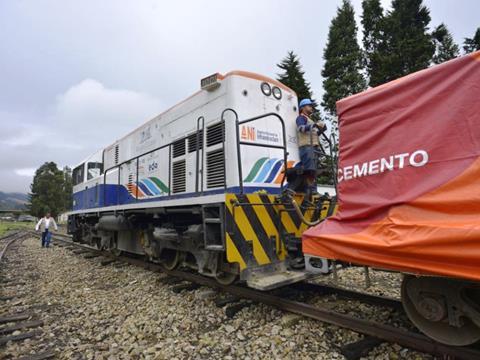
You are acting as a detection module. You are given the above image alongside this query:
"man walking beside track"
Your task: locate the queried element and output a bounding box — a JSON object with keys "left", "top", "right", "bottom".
{"left": 35, "top": 212, "right": 58, "bottom": 248}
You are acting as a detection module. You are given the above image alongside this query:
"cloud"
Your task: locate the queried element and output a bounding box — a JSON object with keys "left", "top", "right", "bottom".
{"left": 1, "top": 0, "right": 479, "bottom": 194}
{"left": 0, "top": 79, "right": 163, "bottom": 192}
{"left": 14, "top": 168, "right": 36, "bottom": 177}
{"left": 53, "top": 79, "right": 163, "bottom": 147}
{"left": 0, "top": 111, "right": 45, "bottom": 146}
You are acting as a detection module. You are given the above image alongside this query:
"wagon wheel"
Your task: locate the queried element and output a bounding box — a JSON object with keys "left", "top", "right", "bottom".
{"left": 401, "top": 275, "right": 480, "bottom": 346}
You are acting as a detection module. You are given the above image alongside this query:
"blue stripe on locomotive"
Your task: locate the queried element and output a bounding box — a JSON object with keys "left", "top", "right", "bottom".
{"left": 265, "top": 160, "right": 284, "bottom": 183}
{"left": 72, "top": 184, "right": 282, "bottom": 211}
{"left": 253, "top": 158, "right": 277, "bottom": 182}
{"left": 73, "top": 184, "right": 130, "bottom": 210}
{"left": 137, "top": 182, "right": 154, "bottom": 196}
{"left": 142, "top": 179, "right": 161, "bottom": 195}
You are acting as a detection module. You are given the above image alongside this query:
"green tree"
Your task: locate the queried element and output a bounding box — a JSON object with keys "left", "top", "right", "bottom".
{"left": 432, "top": 24, "right": 459, "bottom": 64}
{"left": 361, "top": 0, "right": 386, "bottom": 86}
{"left": 277, "top": 51, "right": 317, "bottom": 107}
{"left": 317, "top": 119, "right": 339, "bottom": 186}
{"left": 378, "top": 0, "right": 435, "bottom": 82}
{"left": 322, "top": 0, "right": 366, "bottom": 115}
{"left": 463, "top": 27, "right": 480, "bottom": 53}
{"left": 321, "top": 0, "right": 364, "bottom": 186}
{"left": 28, "top": 162, "right": 66, "bottom": 218}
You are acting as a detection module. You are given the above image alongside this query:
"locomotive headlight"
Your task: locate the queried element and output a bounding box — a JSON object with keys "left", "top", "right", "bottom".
{"left": 272, "top": 86, "right": 282, "bottom": 100}
{"left": 261, "top": 82, "right": 271, "bottom": 96}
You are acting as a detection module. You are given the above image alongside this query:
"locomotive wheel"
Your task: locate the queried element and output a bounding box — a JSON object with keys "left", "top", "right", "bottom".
{"left": 401, "top": 275, "right": 480, "bottom": 346}
{"left": 214, "top": 255, "right": 238, "bottom": 285}
{"left": 111, "top": 247, "right": 122, "bottom": 257}
{"left": 215, "top": 270, "right": 237, "bottom": 286}
{"left": 159, "top": 249, "right": 180, "bottom": 271}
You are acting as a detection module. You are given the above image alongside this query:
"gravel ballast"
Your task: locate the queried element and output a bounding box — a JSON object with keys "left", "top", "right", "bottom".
{"left": 1, "top": 237, "right": 430, "bottom": 359}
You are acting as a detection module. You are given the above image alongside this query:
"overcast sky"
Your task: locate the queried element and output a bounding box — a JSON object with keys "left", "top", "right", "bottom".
{"left": 1, "top": 0, "right": 478, "bottom": 193}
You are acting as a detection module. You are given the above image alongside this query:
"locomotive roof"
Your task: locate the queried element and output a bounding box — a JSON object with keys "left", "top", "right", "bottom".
{"left": 104, "top": 70, "right": 295, "bottom": 149}
{"left": 72, "top": 70, "right": 295, "bottom": 171}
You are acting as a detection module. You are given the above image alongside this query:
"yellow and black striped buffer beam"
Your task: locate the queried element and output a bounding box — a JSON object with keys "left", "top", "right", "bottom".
{"left": 225, "top": 193, "right": 336, "bottom": 271}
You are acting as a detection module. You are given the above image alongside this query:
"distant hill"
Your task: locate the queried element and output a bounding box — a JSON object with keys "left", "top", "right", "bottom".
{"left": 0, "top": 192, "right": 28, "bottom": 210}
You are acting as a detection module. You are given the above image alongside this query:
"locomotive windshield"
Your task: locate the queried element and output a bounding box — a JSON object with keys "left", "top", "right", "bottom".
{"left": 72, "top": 164, "right": 84, "bottom": 186}
{"left": 87, "top": 162, "right": 103, "bottom": 180}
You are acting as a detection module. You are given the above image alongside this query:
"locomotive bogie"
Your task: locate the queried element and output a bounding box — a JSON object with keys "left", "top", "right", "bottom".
{"left": 67, "top": 187, "right": 336, "bottom": 287}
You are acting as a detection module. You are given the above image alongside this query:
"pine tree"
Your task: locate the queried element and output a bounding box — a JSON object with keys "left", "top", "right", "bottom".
{"left": 432, "top": 23, "right": 459, "bottom": 64}
{"left": 463, "top": 27, "right": 480, "bottom": 53}
{"left": 322, "top": 0, "right": 366, "bottom": 115}
{"left": 320, "top": 0, "right": 364, "bottom": 186}
{"left": 379, "top": 0, "right": 435, "bottom": 82}
{"left": 361, "top": 0, "right": 386, "bottom": 86}
{"left": 28, "top": 162, "right": 66, "bottom": 218}
{"left": 277, "top": 51, "right": 316, "bottom": 106}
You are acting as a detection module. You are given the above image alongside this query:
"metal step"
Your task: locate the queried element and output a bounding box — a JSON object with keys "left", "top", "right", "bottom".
{"left": 205, "top": 244, "right": 224, "bottom": 251}
{"left": 246, "top": 270, "right": 308, "bottom": 291}
{"left": 204, "top": 218, "right": 222, "bottom": 224}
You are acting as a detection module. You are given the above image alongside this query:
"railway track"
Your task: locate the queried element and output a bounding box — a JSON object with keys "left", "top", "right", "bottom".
{"left": 50, "top": 233, "right": 403, "bottom": 311}
{"left": 48, "top": 232, "right": 480, "bottom": 359}
{"left": 0, "top": 231, "right": 56, "bottom": 360}
{"left": 0, "top": 231, "right": 27, "bottom": 262}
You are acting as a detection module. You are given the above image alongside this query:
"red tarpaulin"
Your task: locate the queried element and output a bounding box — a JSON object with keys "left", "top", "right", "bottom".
{"left": 303, "top": 51, "right": 480, "bottom": 281}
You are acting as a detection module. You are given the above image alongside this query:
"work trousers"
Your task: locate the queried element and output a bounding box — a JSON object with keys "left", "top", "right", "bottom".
{"left": 298, "top": 145, "right": 319, "bottom": 193}
{"left": 41, "top": 229, "right": 51, "bottom": 248}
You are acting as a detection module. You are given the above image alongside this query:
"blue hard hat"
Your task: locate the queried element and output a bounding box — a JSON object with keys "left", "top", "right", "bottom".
{"left": 299, "top": 99, "right": 314, "bottom": 109}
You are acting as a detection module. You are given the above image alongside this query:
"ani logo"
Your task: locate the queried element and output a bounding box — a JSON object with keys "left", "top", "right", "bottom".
{"left": 241, "top": 126, "right": 256, "bottom": 141}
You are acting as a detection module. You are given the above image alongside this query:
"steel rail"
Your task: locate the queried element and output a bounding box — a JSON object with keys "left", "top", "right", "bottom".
{"left": 291, "top": 282, "right": 403, "bottom": 310}
{"left": 0, "top": 231, "right": 27, "bottom": 263}
{"left": 49, "top": 234, "right": 480, "bottom": 360}
{"left": 32, "top": 232, "right": 402, "bottom": 309}
{"left": 0, "top": 231, "right": 23, "bottom": 242}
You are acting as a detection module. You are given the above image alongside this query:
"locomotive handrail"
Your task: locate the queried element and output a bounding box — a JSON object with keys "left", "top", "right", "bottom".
{"left": 101, "top": 109, "right": 289, "bottom": 205}
{"left": 102, "top": 115, "right": 208, "bottom": 206}
{"left": 195, "top": 116, "right": 205, "bottom": 194}
{"left": 220, "top": 109, "right": 240, "bottom": 192}
{"left": 102, "top": 142, "right": 174, "bottom": 206}
{"left": 235, "top": 111, "right": 289, "bottom": 194}
{"left": 306, "top": 118, "right": 338, "bottom": 194}
{"left": 327, "top": 131, "right": 338, "bottom": 194}
{"left": 220, "top": 109, "right": 289, "bottom": 194}
{"left": 135, "top": 157, "right": 139, "bottom": 202}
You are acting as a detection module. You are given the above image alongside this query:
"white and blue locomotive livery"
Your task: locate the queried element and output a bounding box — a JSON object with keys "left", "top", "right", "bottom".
{"left": 68, "top": 71, "right": 334, "bottom": 289}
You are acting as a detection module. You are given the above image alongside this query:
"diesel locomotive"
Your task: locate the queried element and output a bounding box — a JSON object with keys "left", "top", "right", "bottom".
{"left": 68, "top": 70, "right": 335, "bottom": 290}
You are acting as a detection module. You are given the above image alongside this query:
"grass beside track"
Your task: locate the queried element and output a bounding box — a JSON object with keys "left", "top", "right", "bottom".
{"left": 0, "top": 220, "right": 35, "bottom": 237}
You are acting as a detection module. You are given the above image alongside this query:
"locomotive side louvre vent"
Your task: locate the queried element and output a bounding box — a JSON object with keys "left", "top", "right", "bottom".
{"left": 188, "top": 131, "right": 204, "bottom": 153}
{"left": 206, "top": 122, "right": 224, "bottom": 147}
{"left": 172, "top": 160, "right": 186, "bottom": 193}
{"left": 206, "top": 149, "right": 225, "bottom": 188}
{"left": 127, "top": 174, "right": 133, "bottom": 194}
{"left": 172, "top": 138, "right": 186, "bottom": 158}
{"left": 114, "top": 144, "right": 119, "bottom": 165}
